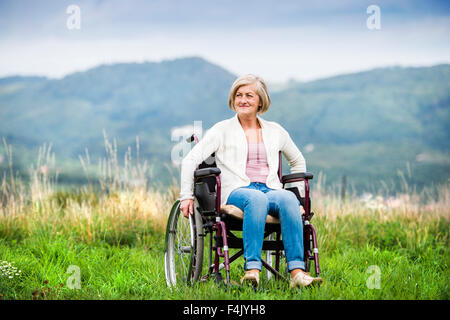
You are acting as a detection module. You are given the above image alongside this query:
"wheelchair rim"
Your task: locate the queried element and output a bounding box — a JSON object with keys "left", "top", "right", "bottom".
{"left": 164, "top": 201, "right": 195, "bottom": 287}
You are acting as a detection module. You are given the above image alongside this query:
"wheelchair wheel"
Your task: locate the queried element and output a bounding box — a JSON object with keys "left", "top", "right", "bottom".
{"left": 164, "top": 200, "right": 204, "bottom": 287}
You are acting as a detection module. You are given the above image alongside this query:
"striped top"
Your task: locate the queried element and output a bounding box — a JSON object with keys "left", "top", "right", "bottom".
{"left": 245, "top": 142, "right": 269, "bottom": 183}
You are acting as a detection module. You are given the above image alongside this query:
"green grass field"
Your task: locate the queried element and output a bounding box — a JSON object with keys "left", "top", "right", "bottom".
{"left": 1, "top": 180, "right": 448, "bottom": 300}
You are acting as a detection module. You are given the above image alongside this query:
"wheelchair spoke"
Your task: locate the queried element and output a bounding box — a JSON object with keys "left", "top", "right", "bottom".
{"left": 172, "top": 211, "right": 194, "bottom": 283}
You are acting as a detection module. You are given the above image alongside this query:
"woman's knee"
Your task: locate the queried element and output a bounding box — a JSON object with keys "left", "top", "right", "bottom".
{"left": 228, "top": 188, "right": 269, "bottom": 210}
{"left": 272, "top": 189, "right": 299, "bottom": 208}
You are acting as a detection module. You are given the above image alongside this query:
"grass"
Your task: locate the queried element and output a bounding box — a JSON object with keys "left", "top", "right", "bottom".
{"left": 0, "top": 183, "right": 448, "bottom": 300}
{"left": 0, "top": 139, "right": 449, "bottom": 300}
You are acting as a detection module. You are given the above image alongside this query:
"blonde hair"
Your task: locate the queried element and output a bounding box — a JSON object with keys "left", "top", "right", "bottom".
{"left": 228, "top": 74, "right": 271, "bottom": 114}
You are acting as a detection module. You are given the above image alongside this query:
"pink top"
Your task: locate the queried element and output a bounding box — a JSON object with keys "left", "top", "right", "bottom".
{"left": 246, "top": 142, "right": 270, "bottom": 183}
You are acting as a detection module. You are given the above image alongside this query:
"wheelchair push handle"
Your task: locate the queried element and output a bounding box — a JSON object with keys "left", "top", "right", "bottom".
{"left": 186, "top": 134, "right": 199, "bottom": 144}
{"left": 281, "top": 172, "right": 313, "bottom": 184}
{"left": 194, "top": 167, "right": 221, "bottom": 178}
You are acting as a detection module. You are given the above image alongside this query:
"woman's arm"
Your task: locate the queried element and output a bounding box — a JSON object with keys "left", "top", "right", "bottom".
{"left": 280, "top": 127, "right": 307, "bottom": 198}
{"left": 179, "top": 124, "right": 221, "bottom": 202}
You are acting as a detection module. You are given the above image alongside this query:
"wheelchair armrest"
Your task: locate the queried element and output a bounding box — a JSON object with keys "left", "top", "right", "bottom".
{"left": 194, "top": 167, "right": 221, "bottom": 178}
{"left": 281, "top": 172, "right": 313, "bottom": 184}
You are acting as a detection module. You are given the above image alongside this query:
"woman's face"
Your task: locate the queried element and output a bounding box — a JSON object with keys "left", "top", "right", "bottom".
{"left": 234, "top": 84, "right": 260, "bottom": 117}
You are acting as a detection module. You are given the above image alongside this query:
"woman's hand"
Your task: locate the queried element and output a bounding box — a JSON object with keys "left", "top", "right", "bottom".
{"left": 180, "top": 199, "right": 194, "bottom": 218}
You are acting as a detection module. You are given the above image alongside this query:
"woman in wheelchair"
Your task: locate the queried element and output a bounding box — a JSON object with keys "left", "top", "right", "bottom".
{"left": 178, "top": 74, "right": 322, "bottom": 288}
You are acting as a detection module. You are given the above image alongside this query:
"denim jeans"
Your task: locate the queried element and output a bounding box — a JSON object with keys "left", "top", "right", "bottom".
{"left": 226, "top": 182, "right": 305, "bottom": 272}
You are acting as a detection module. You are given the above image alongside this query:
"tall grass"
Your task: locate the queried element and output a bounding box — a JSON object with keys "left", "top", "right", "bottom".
{"left": 1, "top": 136, "right": 177, "bottom": 244}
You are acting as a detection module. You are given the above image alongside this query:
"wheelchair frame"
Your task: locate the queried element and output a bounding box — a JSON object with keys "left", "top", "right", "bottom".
{"left": 164, "top": 134, "right": 320, "bottom": 287}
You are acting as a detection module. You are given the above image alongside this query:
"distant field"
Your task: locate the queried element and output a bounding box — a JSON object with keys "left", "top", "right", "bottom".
{"left": 1, "top": 177, "right": 448, "bottom": 300}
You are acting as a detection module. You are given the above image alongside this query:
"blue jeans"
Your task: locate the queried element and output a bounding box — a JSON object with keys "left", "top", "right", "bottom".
{"left": 226, "top": 182, "right": 305, "bottom": 272}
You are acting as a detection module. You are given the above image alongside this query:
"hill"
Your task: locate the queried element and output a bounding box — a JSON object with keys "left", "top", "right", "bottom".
{"left": 0, "top": 58, "right": 448, "bottom": 193}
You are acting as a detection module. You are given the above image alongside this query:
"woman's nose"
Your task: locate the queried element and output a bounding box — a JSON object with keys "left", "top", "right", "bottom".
{"left": 239, "top": 97, "right": 248, "bottom": 104}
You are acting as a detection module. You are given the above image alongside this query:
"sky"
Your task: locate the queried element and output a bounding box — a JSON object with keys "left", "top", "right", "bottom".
{"left": 0, "top": 0, "right": 449, "bottom": 83}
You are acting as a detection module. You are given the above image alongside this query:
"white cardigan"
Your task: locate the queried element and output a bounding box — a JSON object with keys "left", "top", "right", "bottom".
{"left": 179, "top": 113, "right": 307, "bottom": 206}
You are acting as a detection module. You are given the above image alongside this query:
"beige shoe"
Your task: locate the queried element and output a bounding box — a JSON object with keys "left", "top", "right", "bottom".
{"left": 240, "top": 271, "right": 260, "bottom": 287}
{"left": 290, "top": 270, "right": 322, "bottom": 289}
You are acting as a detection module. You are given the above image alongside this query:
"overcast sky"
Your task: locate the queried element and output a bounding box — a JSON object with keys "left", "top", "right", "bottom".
{"left": 0, "top": 0, "right": 449, "bottom": 82}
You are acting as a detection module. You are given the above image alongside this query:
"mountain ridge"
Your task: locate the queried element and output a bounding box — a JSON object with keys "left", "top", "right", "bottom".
{"left": 0, "top": 57, "right": 448, "bottom": 192}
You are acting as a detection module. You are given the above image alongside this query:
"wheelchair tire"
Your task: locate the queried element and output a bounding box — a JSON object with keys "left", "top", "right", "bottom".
{"left": 164, "top": 200, "right": 204, "bottom": 287}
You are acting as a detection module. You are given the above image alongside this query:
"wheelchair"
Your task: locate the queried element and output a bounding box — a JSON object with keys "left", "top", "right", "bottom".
{"left": 164, "top": 133, "right": 321, "bottom": 287}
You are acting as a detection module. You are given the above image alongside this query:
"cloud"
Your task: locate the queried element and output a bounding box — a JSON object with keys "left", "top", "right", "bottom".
{"left": 0, "top": 0, "right": 449, "bottom": 82}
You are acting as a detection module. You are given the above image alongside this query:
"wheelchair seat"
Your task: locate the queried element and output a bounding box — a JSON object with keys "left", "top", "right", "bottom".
{"left": 220, "top": 202, "right": 307, "bottom": 225}
{"left": 220, "top": 204, "right": 280, "bottom": 224}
